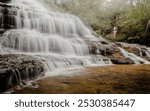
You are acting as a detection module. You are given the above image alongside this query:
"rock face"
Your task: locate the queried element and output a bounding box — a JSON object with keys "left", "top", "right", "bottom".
{"left": 0, "top": 2, "right": 18, "bottom": 32}
{"left": 0, "top": 54, "right": 44, "bottom": 93}
{"left": 0, "top": 0, "right": 11, "bottom": 3}
{"left": 87, "top": 40, "right": 150, "bottom": 64}
{"left": 110, "top": 57, "right": 134, "bottom": 64}
{"left": 86, "top": 40, "right": 137, "bottom": 64}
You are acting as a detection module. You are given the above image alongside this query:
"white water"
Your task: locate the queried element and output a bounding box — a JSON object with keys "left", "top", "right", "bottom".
{"left": 0, "top": 0, "right": 112, "bottom": 75}
{"left": 135, "top": 46, "right": 150, "bottom": 57}
{"left": 145, "top": 48, "right": 150, "bottom": 57}
{"left": 0, "top": 0, "right": 149, "bottom": 78}
{"left": 118, "top": 47, "right": 150, "bottom": 64}
{"left": 118, "top": 42, "right": 150, "bottom": 58}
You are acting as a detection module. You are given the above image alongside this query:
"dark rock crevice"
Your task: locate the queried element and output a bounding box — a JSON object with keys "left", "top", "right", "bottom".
{"left": 0, "top": 2, "right": 19, "bottom": 32}
{"left": 0, "top": 0, "right": 11, "bottom": 3}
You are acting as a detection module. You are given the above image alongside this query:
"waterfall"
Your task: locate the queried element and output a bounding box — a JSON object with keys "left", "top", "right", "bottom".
{"left": 0, "top": 0, "right": 149, "bottom": 77}
{"left": 118, "top": 47, "right": 150, "bottom": 64}
{"left": 0, "top": 0, "right": 112, "bottom": 75}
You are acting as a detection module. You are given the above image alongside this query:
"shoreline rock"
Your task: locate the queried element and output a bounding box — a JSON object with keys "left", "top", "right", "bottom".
{"left": 110, "top": 57, "right": 134, "bottom": 64}
{"left": 0, "top": 54, "right": 44, "bottom": 93}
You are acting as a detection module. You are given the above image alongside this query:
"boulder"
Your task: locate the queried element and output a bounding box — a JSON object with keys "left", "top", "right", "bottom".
{"left": 0, "top": 3, "right": 19, "bottom": 30}
{"left": 110, "top": 57, "right": 134, "bottom": 64}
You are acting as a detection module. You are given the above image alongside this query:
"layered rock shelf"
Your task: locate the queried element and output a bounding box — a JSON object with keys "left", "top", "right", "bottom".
{"left": 0, "top": 54, "right": 44, "bottom": 93}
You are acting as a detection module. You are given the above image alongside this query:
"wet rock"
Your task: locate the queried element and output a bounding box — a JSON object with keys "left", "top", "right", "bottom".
{"left": 0, "top": 54, "right": 44, "bottom": 93}
{"left": 0, "top": 69, "right": 13, "bottom": 93}
{"left": 0, "top": 3, "right": 19, "bottom": 30}
{"left": 110, "top": 57, "right": 134, "bottom": 64}
{"left": 116, "top": 42, "right": 150, "bottom": 59}
{"left": 146, "top": 57, "right": 150, "bottom": 61}
{"left": 101, "top": 41, "right": 108, "bottom": 45}
{"left": 86, "top": 40, "right": 138, "bottom": 64}
{"left": 0, "top": 0, "right": 11, "bottom": 3}
{"left": 86, "top": 39, "right": 117, "bottom": 56}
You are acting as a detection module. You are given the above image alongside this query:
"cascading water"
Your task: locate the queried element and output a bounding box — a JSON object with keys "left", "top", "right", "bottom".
{"left": 146, "top": 48, "right": 150, "bottom": 57}
{"left": 0, "top": 0, "right": 112, "bottom": 75}
{"left": 118, "top": 47, "right": 150, "bottom": 64}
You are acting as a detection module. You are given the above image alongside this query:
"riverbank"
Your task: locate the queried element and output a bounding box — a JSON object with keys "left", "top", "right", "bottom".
{"left": 14, "top": 65, "right": 150, "bottom": 94}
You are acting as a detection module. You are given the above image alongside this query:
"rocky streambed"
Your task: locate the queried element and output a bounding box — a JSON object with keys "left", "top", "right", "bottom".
{"left": 14, "top": 65, "right": 150, "bottom": 94}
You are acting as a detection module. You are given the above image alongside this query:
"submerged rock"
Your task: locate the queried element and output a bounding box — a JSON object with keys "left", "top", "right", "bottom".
{"left": 0, "top": 54, "right": 44, "bottom": 93}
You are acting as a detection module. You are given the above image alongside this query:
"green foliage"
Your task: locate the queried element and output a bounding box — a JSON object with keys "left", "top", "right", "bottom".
{"left": 43, "top": 0, "right": 150, "bottom": 46}
{"left": 117, "top": 18, "right": 150, "bottom": 46}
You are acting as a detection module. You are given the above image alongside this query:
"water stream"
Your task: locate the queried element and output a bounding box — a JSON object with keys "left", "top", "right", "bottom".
{"left": 0, "top": 0, "right": 112, "bottom": 76}
{"left": 118, "top": 47, "right": 150, "bottom": 64}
